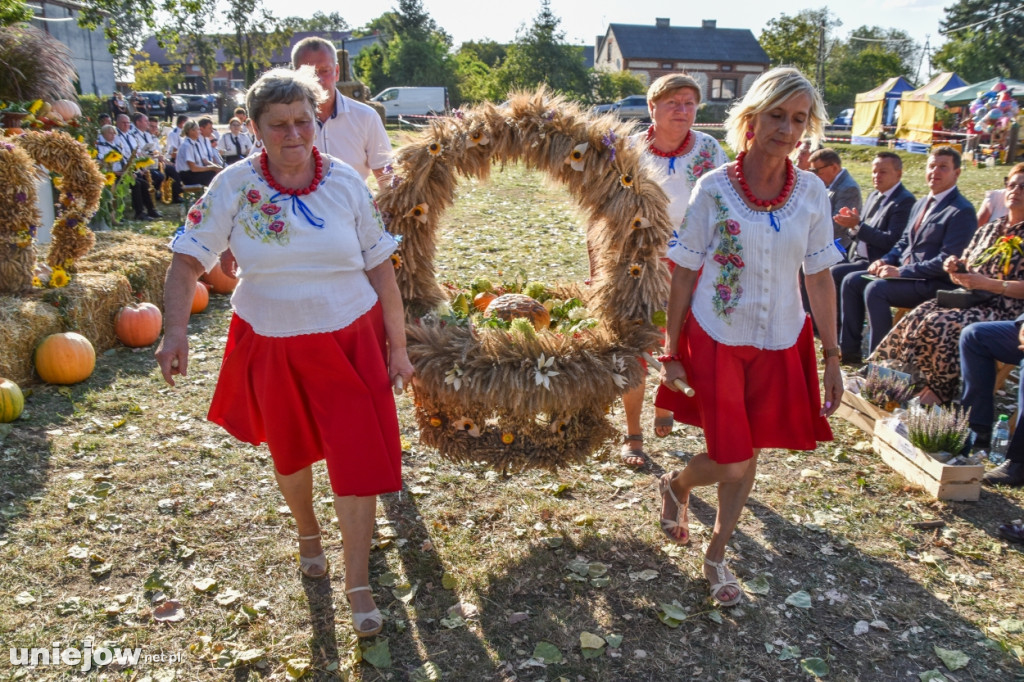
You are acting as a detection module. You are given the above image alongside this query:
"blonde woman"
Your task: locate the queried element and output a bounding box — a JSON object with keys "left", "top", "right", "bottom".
{"left": 655, "top": 68, "right": 843, "bottom": 606}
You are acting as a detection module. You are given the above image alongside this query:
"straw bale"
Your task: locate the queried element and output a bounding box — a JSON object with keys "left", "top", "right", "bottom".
{"left": 0, "top": 292, "right": 61, "bottom": 385}
{"left": 61, "top": 272, "right": 133, "bottom": 350}
{"left": 77, "top": 231, "right": 171, "bottom": 306}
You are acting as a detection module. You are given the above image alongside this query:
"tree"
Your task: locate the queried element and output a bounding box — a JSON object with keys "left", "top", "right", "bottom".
{"left": 162, "top": 1, "right": 218, "bottom": 93}
{"left": 459, "top": 40, "right": 507, "bottom": 69}
{"left": 132, "top": 57, "right": 182, "bottom": 92}
{"left": 1, "top": 0, "right": 32, "bottom": 27}
{"left": 823, "top": 26, "right": 917, "bottom": 111}
{"left": 496, "top": 0, "right": 590, "bottom": 100}
{"left": 592, "top": 69, "right": 646, "bottom": 103}
{"left": 933, "top": 0, "right": 1024, "bottom": 81}
{"left": 222, "top": 0, "right": 292, "bottom": 87}
{"left": 759, "top": 8, "right": 841, "bottom": 83}
{"left": 453, "top": 48, "right": 504, "bottom": 104}
{"left": 280, "top": 11, "right": 349, "bottom": 33}
{"left": 80, "top": 0, "right": 165, "bottom": 78}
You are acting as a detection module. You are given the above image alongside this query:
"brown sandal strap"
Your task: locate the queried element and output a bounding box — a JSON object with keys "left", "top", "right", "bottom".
{"left": 623, "top": 434, "right": 644, "bottom": 443}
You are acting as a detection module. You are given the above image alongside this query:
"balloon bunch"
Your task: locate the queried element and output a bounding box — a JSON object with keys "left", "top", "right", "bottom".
{"left": 968, "top": 82, "right": 1019, "bottom": 135}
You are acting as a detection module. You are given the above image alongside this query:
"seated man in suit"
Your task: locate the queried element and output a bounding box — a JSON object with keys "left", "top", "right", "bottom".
{"left": 839, "top": 146, "right": 977, "bottom": 363}
{"left": 831, "top": 152, "right": 916, "bottom": 308}
{"left": 810, "top": 147, "right": 862, "bottom": 250}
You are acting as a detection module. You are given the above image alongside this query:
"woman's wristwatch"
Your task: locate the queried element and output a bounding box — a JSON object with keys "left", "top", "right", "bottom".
{"left": 821, "top": 346, "right": 841, "bottom": 361}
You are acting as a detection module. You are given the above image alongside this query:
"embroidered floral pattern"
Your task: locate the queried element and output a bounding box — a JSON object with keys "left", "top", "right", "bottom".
{"left": 709, "top": 194, "right": 744, "bottom": 319}
{"left": 685, "top": 138, "right": 720, "bottom": 184}
{"left": 238, "top": 183, "right": 291, "bottom": 244}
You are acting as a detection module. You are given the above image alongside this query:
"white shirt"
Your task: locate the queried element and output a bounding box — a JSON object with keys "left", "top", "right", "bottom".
{"left": 667, "top": 167, "right": 842, "bottom": 350}
{"left": 166, "top": 127, "right": 183, "bottom": 158}
{"left": 171, "top": 155, "right": 397, "bottom": 337}
{"left": 115, "top": 129, "right": 137, "bottom": 158}
{"left": 175, "top": 137, "right": 208, "bottom": 173}
{"left": 131, "top": 127, "right": 161, "bottom": 157}
{"left": 221, "top": 131, "right": 254, "bottom": 160}
{"left": 96, "top": 138, "right": 125, "bottom": 172}
{"left": 983, "top": 188, "right": 1009, "bottom": 223}
{"left": 199, "top": 135, "right": 224, "bottom": 165}
{"left": 633, "top": 130, "right": 728, "bottom": 229}
{"left": 316, "top": 88, "right": 391, "bottom": 179}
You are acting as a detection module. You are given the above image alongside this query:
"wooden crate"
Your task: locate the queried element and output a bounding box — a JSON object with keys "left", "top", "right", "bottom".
{"left": 835, "top": 391, "right": 891, "bottom": 437}
{"left": 872, "top": 419, "right": 983, "bottom": 501}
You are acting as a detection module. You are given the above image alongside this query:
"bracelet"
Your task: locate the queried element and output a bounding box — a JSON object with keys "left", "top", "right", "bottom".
{"left": 657, "top": 353, "right": 684, "bottom": 364}
{"left": 1002, "top": 280, "right": 1010, "bottom": 294}
{"left": 821, "top": 346, "right": 841, "bottom": 361}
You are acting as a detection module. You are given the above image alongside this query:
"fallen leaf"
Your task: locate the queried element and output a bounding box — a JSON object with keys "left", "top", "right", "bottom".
{"left": 870, "top": 620, "right": 890, "bottom": 631}
{"left": 919, "top": 671, "right": 949, "bottom": 682}
{"left": 777, "top": 645, "right": 801, "bottom": 661}
{"left": 378, "top": 571, "right": 401, "bottom": 587}
{"left": 532, "top": 641, "right": 562, "bottom": 664}
{"left": 629, "top": 569, "right": 659, "bottom": 582}
{"left": 362, "top": 639, "right": 391, "bottom": 668}
{"left": 542, "top": 536, "right": 563, "bottom": 548}
{"left": 441, "top": 573, "right": 457, "bottom": 590}
{"left": 152, "top": 600, "right": 185, "bottom": 622}
{"left": 801, "top": 657, "right": 829, "bottom": 677}
{"left": 14, "top": 591, "right": 35, "bottom": 606}
{"left": 215, "top": 588, "right": 243, "bottom": 606}
{"left": 743, "top": 575, "right": 771, "bottom": 595}
{"left": 933, "top": 646, "right": 969, "bottom": 671}
{"left": 284, "top": 658, "right": 310, "bottom": 680}
{"left": 573, "top": 514, "right": 595, "bottom": 526}
{"left": 67, "top": 545, "right": 89, "bottom": 560}
{"left": 785, "top": 591, "right": 812, "bottom": 609}
{"left": 609, "top": 478, "right": 633, "bottom": 488}
{"left": 192, "top": 577, "right": 218, "bottom": 593}
{"left": 393, "top": 582, "right": 418, "bottom": 604}
{"left": 706, "top": 610, "right": 723, "bottom": 624}
{"left": 448, "top": 602, "right": 478, "bottom": 619}
{"left": 439, "top": 615, "right": 465, "bottom": 629}
{"left": 234, "top": 648, "right": 264, "bottom": 665}
{"left": 410, "top": 661, "right": 442, "bottom": 681}
{"left": 854, "top": 620, "right": 870, "bottom": 636}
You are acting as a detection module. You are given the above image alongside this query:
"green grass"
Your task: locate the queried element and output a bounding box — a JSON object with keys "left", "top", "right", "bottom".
{"left": 2, "top": 154, "right": 1023, "bottom": 681}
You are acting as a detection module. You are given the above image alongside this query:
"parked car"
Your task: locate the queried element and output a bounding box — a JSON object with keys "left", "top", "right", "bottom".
{"left": 136, "top": 91, "right": 166, "bottom": 111}
{"left": 831, "top": 108, "right": 854, "bottom": 129}
{"left": 612, "top": 95, "right": 649, "bottom": 121}
{"left": 371, "top": 87, "right": 448, "bottom": 120}
{"left": 186, "top": 94, "right": 217, "bottom": 113}
{"left": 171, "top": 95, "right": 188, "bottom": 113}
{"left": 591, "top": 102, "right": 615, "bottom": 115}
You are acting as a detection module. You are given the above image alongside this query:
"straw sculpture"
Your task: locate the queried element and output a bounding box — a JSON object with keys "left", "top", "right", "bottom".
{"left": 0, "top": 131, "right": 104, "bottom": 294}
{"left": 375, "top": 89, "right": 673, "bottom": 471}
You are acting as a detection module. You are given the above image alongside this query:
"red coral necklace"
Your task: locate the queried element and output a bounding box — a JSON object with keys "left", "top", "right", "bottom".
{"left": 645, "top": 125, "right": 691, "bottom": 158}
{"left": 260, "top": 147, "right": 323, "bottom": 196}
{"left": 734, "top": 150, "right": 795, "bottom": 210}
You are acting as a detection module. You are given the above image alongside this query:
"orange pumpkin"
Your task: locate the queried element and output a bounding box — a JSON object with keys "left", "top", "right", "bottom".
{"left": 473, "top": 291, "right": 497, "bottom": 313}
{"left": 51, "top": 99, "right": 82, "bottom": 121}
{"left": 0, "top": 378, "right": 24, "bottom": 423}
{"left": 114, "top": 302, "right": 163, "bottom": 348}
{"left": 35, "top": 332, "right": 95, "bottom": 385}
{"left": 191, "top": 281, "right": 210, "bottom": 314}
{"left": 201, "top": 263, "right": 237, "bottom": 295}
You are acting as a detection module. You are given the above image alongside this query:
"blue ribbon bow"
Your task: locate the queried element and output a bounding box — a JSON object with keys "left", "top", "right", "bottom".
{"left": 667, "top": 156, "right": 677, "bottom": 175}
{"left": 768, "top": 211, "right": 780, "bottom": 232}
{"left": 269, "top": 191, "right": 325, "bottom": 229}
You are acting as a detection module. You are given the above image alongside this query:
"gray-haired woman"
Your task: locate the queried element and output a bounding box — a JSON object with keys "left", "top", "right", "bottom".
{"left": 156, "top": 66, "right": 412, "bottom": 638}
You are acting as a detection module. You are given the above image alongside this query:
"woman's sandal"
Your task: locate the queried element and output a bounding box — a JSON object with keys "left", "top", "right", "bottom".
{"left": 657, "top": 472, "right": 689, "bottom": 544}
{"left": 621, "top": 434, "right": 647, "bottom": 469}
{"left": 703, "top": 558, "right": 743, "bottom": 607}
{"left": 345, "top": 586, "right": 383, "bottom": 638}
{"left": 653, "top": 414, "right": 675, "bottom": 438}
{"left": 298, "top": 532, "right": 328, "bottom": 579}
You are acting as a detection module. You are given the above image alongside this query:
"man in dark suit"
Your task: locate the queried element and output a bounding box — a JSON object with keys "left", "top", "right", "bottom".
{"left": 839, "top": 146, "right": 977, "bottom": 363}
{"left": 810, "top": 147, "right": 862, "bottom": 250}
{"left": 831, "top": 151, "right": 915, "bottom": 310}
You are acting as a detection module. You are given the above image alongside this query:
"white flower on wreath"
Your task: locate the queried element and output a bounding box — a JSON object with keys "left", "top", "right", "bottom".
{"left": 535, "top": 353, "right": 560, "bottom": 390}
{"left": 445, "top": 363, "right": 464, "bottom": 391}
{"left": 611, "top": 353, "right": 628, "bottom": 389}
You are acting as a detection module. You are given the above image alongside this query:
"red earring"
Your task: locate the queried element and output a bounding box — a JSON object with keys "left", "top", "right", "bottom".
{"left": 745, "top": 126, "right": 754, "bottom": 140}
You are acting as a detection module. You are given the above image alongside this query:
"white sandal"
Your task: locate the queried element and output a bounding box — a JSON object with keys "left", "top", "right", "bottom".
{"left": 657, "top": 472, "right": 689, "bottom": 544}
{"left": 345, "top": 586, "right": 383, "bottom": 637}
{"left": 703, "top": 558, "right": 743, "bottom": 607}
{"left": 298, "top": 532, "right": 328, "bottom": 579}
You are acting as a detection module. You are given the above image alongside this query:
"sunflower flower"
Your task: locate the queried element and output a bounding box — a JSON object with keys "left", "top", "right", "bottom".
{"left": 404, "top": 203, "right": 429, "bottom": 223}
{"left": 88, "top": 148, "right": 98, "bottom": 158}
{"left": 49, "top": 267, "right": 70, "bottom": 288}
{"left": 429, "top": 416, "right": 443, "bottom": 427}
{"left": 453, "top": 417, "right": 481, "bottom": 437}
{"left": 31, "top": 276, "right": 41, "bottom": 287}
{"left": 390, "top": 253, "right": 402, "bottom": 270}
{"left": 136, "top": 157, "right": 155, "bottom": 168}
{"left": 501, "top": 432, "right": 515, "bottom": 444}
{"left": 630, "top": 215, "right": 651, "bottom": 230}
{"left": 628, "top": 262, "right": 643, "bottom": 279}
{"left": 467, "top": 129, "right": 490, "bottom": 147}
{"left": 427, "top": 141, "right": 442, "bottom": 156}
{"left": 619, "top": 173, "right": 634, "bottom": 189}
{"left": 103, "top": 150, "right": 122, "bottom": 164}
{"left": 566, "top": 142, "right": 588, "bottom": 171}
{"left": 28, "top": 99, "right": 43, "bottom": 114}
{"left": 104, "top": 172, "right": 116, "bottom": 186}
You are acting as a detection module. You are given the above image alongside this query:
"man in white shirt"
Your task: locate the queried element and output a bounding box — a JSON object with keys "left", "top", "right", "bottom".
{"left": 132, "top": 113, "right": 183, "bottom": 203}
{"left": 292, "top": 36, "right": 391, "bottom": 181}
{"left": 114, "top": 113, "right": 161, "bottom": 220}
{"left": 165, "top": 114, "right": 189, "bottom": 162}
{"left": 197, "top": 117, "right": 225, "bottom": 166}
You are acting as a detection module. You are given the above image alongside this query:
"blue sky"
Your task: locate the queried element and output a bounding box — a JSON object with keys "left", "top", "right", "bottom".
{"left": 262, "top": 0, "right": 951, "bottom": 54}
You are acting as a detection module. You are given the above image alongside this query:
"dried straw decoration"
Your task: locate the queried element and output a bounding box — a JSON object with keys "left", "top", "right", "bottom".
{"left": 0, "top": 131, "right": 104, "bottom": 294}
{"left": 376, "top": 89, "right": 673, "bottom": 471}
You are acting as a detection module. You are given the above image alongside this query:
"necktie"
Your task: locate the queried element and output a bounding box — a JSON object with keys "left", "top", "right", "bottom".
{"left": 911, "top": 197, "right": 934, "bottom": 234}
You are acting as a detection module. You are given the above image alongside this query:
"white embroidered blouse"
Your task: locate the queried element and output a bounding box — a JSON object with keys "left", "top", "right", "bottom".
{"left": 632, "top": 130, "right": 729, "bottom": 229}
{"left": 667, "top": 166, "right": 842, "bottom": 350}
{"left": 171, "top": 155, "right": 397, "bottom": 337}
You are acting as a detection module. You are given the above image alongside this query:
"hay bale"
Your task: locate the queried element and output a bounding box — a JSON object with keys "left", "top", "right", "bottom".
{"left": 0, "top": 293, "right": 61, "bottom": 385}
{"left": 0, "top": 231, "right": 172, "bottom": 385}
{"left": 77, "top": 232, "right": 171, "bottom": 306}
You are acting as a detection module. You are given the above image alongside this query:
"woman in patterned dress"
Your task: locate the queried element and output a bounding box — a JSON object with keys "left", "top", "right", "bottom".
{"left": 870, "top": 163, "right": 1024, "bottom": 405}
{"left": 618, "top": 73, "right": 729, "bottom": 467}
{"left": 655, "top": 67, "right": 842, "bottom": 607}
{"left": 156, "top": 67, "right": 412, "bottom": 638}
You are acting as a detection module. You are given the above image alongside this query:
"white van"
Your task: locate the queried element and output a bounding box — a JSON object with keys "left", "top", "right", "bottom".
{"left": 371, "top": 87, "right": 448, "bottom": 120}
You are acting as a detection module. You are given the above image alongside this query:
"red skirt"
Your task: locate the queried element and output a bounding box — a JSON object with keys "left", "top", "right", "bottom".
{"left": 208, "top": 302, "right": 402, "bottom": 497}
{"left": 655, "top": 314, "right": 832, "bottom": 463}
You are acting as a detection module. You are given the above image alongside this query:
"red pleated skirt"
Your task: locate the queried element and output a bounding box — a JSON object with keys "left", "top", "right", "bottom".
{"left": 655, "top": 313, "right": 833, "bottom": 463}
{"left": 207, "top": 302, "right": 402, "bottom": 497}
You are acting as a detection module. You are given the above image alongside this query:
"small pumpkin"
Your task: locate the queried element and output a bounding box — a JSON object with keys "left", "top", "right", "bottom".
{"left": 114, "top": 302, "right": 162, "bottom": 348}
{"left": 51, "top": 99, "right": 82, "bottom": 121}
{"left": 484, "top": 293, "right": 551, "bottom": 331}
{"left": 202, "top": 263, "right": 237, "bottom": 295}
{"left": 191, "top": 280, "right": 210, "bottom": 314}
{"left": 473, "top": 291, "right": 497, "bottom": 313}
{"left": 0, "top": 378, "right": 24, "bottom": 422}
{"left": 35, "top": 332, "right": 95, "bottom": 385}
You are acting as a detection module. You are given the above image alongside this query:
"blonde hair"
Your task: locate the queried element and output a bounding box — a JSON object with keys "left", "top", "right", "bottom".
{"left": 647, "top": 73, "right": 702, "bottom": 105}
{"left": 724, "top": 67, "right": 826, "bottom": 153}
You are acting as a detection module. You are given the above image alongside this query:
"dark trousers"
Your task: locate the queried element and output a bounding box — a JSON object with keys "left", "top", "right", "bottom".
{"left": 959, "top": 320, "right": 1024, "bottom": 459}
{"left": 180, "top": 169, "right": 217, "bottom": 187}
{"left": 130, "top": 170, "right": 157, "bottom": 214}
{"left": 839, "top": 273, "right": 947, "bottom": 357}
{"left": 831, "top": 259, "right": 870, "bottom": 324}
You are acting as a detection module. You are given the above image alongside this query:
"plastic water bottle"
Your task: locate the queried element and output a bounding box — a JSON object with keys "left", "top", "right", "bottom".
{"left": 990, "top": 415, "right": 1010, "bottom": 464}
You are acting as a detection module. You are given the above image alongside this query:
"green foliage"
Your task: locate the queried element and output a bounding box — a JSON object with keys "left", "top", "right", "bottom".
{"left": 592, "top": 69, "right": 646, "bottom": 103}
{"left": 279, "top": 11, "right": 349, "bottom": 33}
{"left": 78, "top": 0, "right": 162, "bottom": 74}
{"left": 933, "top": 0, "right": 1024, "bottom": 81}
{"left": 460, "top": 40, "right": 507, "bottom": 68}
{"left": 759, "top": 9, "right": 840, "bottom": 74}
{"left": 222, "top": 0, "right": 293, "bottom": 88}
{"left": 906, "top": 406, "right": 970, "bottom": 454}
{"left": 495, "top": 0, "right": 590, "bottom": 101}
{"left": 0, "top": 0, "right": 31, "bottom": 27}
{"left": 132, "top": 58, "right": 182, "bottom": 93}
{"left": 161, "top": 3, "right": 218, "bottom": 93}
{"left": 453, "top": 49, "right": 504, "bottom": 104}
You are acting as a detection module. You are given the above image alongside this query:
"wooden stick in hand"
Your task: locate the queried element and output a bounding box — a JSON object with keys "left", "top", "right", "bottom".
{"left": 672, "top": 378, "right": 695, "bottom": 397}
